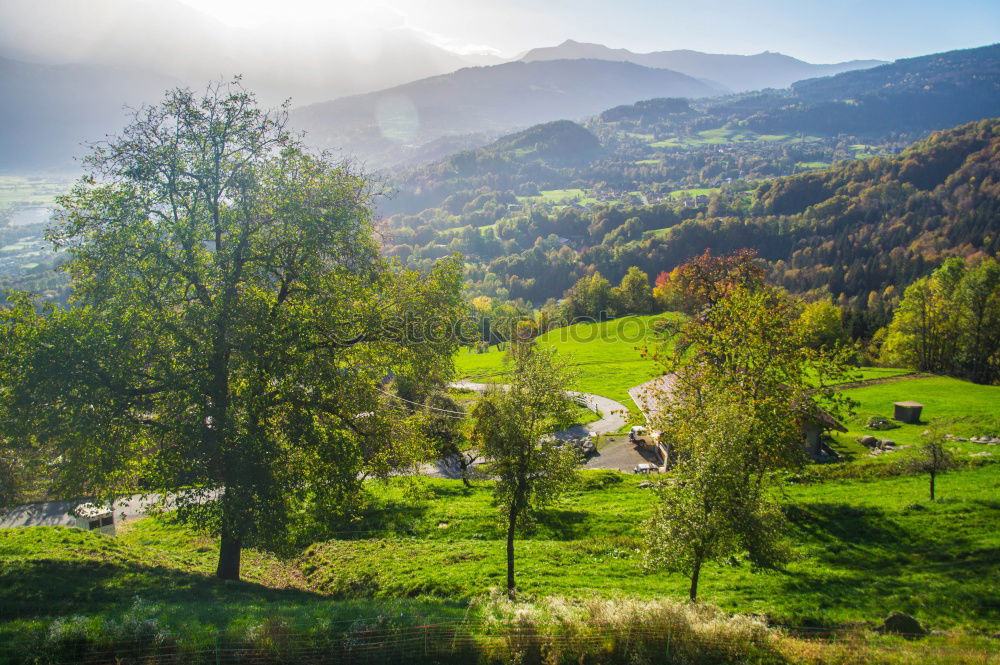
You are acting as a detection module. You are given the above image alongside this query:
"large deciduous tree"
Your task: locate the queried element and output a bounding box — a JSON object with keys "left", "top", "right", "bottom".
{"left": 470, "top": 346, "right": 579, "bottom": 597}
{"left": 652, "top": 248, "right": 766, "bottom": 316}
{"left": 0, "top": 81, "right": 465, "bottom": 579}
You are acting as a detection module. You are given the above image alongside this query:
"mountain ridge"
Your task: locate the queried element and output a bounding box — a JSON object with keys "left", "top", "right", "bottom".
{"left": 521, "top": 39, "right": 886, "bottom": 92}
{"left": 290, "top": 59, "right": 721, "bottom": 170}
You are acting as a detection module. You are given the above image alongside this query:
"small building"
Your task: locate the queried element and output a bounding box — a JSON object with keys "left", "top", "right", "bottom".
{"left": 630, "top": 373, "right": 848, "bottom": 461}
{"left": 802, "top": 409, "right": 848, "bottom": 457}
{"left": 72, "top": 503, "right": 115, "bottom": 535}
{"left": 893, "top": 401, "right": 924, "bottom": 424}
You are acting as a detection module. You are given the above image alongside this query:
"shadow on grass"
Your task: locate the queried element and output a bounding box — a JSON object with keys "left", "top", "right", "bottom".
{"left": 779, "top": 501, "right": 998, "bottom": 625}
{"left": 332, "top": 501, "right": 431, "bottom": 540}
{"left": 533, "top": 509, "right": 590, "bottom": 539}
{"left": 0, "top": 558, "right": 325, "bottom": 624}
{"left": 824, "top": 436, "right": 858, "bottom": 462}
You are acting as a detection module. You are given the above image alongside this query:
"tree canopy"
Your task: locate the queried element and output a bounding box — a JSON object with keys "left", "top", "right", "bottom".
{"left": 0, "top": 80, "right": 466, "bottom": 579}
{"left": 644, "top": 275, "right": 856, "bottom": 601}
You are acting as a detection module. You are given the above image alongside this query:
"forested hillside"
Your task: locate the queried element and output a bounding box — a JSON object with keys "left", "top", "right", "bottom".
{"left": 387, "top": 119, "right": 1000, "bottom": 313}
{"left": 740, "top": 43, "right": 1000, "bottom": 135}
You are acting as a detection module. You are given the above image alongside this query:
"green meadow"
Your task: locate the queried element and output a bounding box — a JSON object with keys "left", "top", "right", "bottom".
{"left": 516, "top": 188, "right": 599, "bottom": 205}
{"left": 0, "top": 175, "right": 73, "bottom": 211}
{"left": 649, "top": 129, "right": 821, "bottom": 149}
{"left": 2, "top": 462, "right": 997, "bottom": 644}
{"left": 455, "top": 314, "right": 680, "bottom": 407}
{"left": 829, "top": 375, "right": 1000, "bottom": 459}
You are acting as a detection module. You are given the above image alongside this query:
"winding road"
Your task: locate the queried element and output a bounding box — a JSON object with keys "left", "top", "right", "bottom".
{"left": 448, "top": 381, "right": 629, "bottom": 439}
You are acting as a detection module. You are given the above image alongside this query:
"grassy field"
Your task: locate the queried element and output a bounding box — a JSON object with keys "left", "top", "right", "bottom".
{"left": 455, "top": 315, "right": 923, "bottom": 411}
{"left": 650, "top": 129, "right": 821, "bottom": 149}
{"left": 455, "top": 315, "right": 680, "bottom": 407}
{"left": 305, "top": 464, "right": 1000, "bottom": 631}
{"left": 829, "top": 376, "right": 1000, "bottom": 458}
{"left": 2, "top": 462, "right": 998, "bottom": 644}
{"left": 796, "top": 161, "right": 832, "bottom": 170}
{"left": 516, "top": 188, "right": 599, "bottom": 206}
{"left": 0, "top": 175, "right": 74, "bottom": 210}
{"left": 665, "top": 187, "right": 721, "bottom": 200}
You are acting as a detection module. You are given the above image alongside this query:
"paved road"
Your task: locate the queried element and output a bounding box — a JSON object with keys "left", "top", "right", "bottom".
{"left": 0, "top": 491, "right": 212, "bottom": 530}
{"left": 448, "top": 381, "right": 629, "bottom": 438}
{"left": 583, "top": 435, "right": 662, "bottom": 471}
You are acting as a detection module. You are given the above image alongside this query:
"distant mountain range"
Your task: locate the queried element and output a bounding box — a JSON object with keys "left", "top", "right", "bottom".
{"left": 520, "top": 40, "right": 886, "bottom": 92}
{"left": 290, "top": 59, "right": 721, "bottom": 169}
{"left": 2, "top": 33, "right": 995, "bottom": 174}
{"left": 383, "top": 43, "right": 1000, "bottom": 219}
{"left": 733, "top": 43, "right": 1000, "bottom": 135}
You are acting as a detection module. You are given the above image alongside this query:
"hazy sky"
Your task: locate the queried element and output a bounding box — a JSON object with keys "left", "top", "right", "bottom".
{"left": 175, "top": 0, "right": 999, "bottom": 62}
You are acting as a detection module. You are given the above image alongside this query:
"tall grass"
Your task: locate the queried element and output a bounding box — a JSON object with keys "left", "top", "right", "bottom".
{"left": 8, "top": 594, "right": 995, "bottom": 665}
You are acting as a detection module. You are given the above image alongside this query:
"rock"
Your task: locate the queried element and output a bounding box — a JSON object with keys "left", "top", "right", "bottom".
{"left": 881, "top": 439, "right": 895, "bottom": 449}
{"left": 859, "top": 435, "right": 879, "bottom": 448}
{"left": 638, "top": 481, "right": 654, "bottom": 489}
{"left": 956, "top": 437, "right": 969, "bottom": 442}
{"left": 880, "top": 612, "right": 927, "bottom": 637}
{"left": 867, "top": 416, "right": 900, "bottom": 431}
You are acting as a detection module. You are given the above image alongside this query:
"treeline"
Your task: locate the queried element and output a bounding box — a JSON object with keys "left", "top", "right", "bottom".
{"left": 471, "top": 248, "right": 1000, "bottom": 385}
{"left": 879, "top": 257, "right": 1000, "bottom": 384}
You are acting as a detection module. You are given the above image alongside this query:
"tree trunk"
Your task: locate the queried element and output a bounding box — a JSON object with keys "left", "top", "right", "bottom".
{"left": 216, "top": 528, "right": 242, "bottom": 580}
{"left": 689, "top": 556, "right": 702, "bottom": 602}
{"left": 459, "top": 456, "right": 472, "bottom": 488}
{"left": 506, "top": 505, "right": 518, "bottom": 598}
{"left": 929, "top": 471, "right": 935, "bottom": 501}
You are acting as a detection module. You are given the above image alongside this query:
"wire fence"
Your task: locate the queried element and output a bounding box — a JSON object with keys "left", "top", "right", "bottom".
{"left": 1, "top": 616, "right": 995, "bottom": 665}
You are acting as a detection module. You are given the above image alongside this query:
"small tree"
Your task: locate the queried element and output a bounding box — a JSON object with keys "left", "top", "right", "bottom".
{"left": 645, "top": 398, "right": 789, "bottom": 602}
{"left": 611, "top": 266, "right": 656, "bottom": 316}
{"left": 470, "top": 346, "right": 579, "bottom": 597}
{"left": 421, "top": 391, "right": 478, "bottom": 487}
{"left": 910, "top": 432, "right": 956, "bottom": 501}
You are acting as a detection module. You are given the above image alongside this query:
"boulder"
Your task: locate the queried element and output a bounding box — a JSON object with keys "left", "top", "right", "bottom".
{"left": 859, "top": 435, "right": 879, "bottom": 448}
{"left": 881, "top": 439, "right": 896, "bottom": 449}
{"left": 880, "top": 612, "right": 927, "bottom": 637}
{"left": 867, "top": 416, "right": 900, "bottom": 431}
